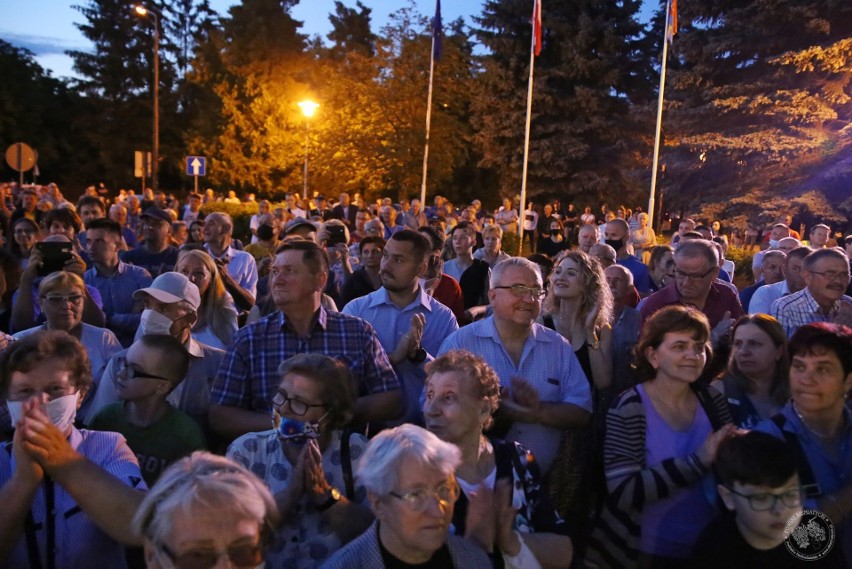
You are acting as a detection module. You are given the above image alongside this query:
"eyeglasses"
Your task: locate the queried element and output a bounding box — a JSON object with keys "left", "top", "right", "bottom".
{"left": 157, "top": 542, "right": 264, "bottom": 569}
{"left": 41, "top": 294, "right": 84, "bottom": 306}
{"left": 673, "top": 267, "right": 716, "bottom": 281}
{"left": 726, "top": 487, "right": 802, "bottom": 511}
{"left": 116, "top": 356, "right": 172, "bottom": 382}
{"left": 493, "top": 284, "right": 546, "bottom": 299}
{"left": 14, "top": 229, "right": 36, "bottom": 235}
{"left": 389, "top": 482, "right": 460, "bottom": 512}
{"left": 807, "top": 270, "right": 850, "bottom": 282}
{"left": 272, "top": 391, "right": 326, "bottom": 416}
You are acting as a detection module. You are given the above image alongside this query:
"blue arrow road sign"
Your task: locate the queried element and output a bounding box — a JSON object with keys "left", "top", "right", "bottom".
{"left": 186, "top": 156, "right": 206, "bottom": 176}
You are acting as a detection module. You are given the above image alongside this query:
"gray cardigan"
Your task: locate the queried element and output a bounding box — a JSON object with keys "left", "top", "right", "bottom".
{"left": 319, "top": 521, "right": 493, "bottom": 569}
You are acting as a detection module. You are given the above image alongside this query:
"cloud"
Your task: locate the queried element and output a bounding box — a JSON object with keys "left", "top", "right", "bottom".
{"left": 0, "top": 32, "right": 90, "bottom": 56}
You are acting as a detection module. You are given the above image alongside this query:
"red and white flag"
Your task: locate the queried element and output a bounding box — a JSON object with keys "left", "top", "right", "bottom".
{"left": 532, "top": 0, "right": 542, "bottom": 56}
{"left": 665, "top": 0, "right": 678, "bottom": 43}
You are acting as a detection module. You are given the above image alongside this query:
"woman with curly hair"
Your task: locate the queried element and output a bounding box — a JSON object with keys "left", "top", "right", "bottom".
{"left": 175, "top": 248, "right": 238, "bottom": 349}
{"left": 540, "top": 250, "right": 614, "bottom": 549}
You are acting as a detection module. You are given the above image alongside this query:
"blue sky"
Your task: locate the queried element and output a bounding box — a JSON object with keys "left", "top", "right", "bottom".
{"left": 0, "top": 0, "right": 479, "bottom": 80}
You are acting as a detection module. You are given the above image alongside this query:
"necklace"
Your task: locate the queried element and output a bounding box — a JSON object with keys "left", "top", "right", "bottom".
{"left": 792, "top": 402, "right": 838, "bottom": 440}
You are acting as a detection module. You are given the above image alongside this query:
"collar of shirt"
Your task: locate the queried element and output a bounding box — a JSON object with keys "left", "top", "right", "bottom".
{"left": 278, "top": 306, "right": 328, "bottom": 333}
{"left": 187, "top": 336, "right": 204, "bottom": 358}
{"left": 368, "top": 286, "right": 434, "bottom": 312}
{"left": 94, "top": 259, "right": 128, "bottom": 278}
{"left": 204, "top": 243, "right": 233, "bottom": 262}
{"left": 474, "top": 315, "right": 555, "bottom": 346}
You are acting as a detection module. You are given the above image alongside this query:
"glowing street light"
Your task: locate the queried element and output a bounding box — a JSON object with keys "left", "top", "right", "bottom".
{"left": 297, "top": 100, "right": 320, "bottom": 199}
{"left": 132, "top": 4, "right": 161, "bottom": 195}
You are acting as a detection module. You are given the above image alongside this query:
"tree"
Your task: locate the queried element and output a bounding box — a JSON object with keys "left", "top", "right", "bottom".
{"left": 659, "top": 0, "right": 852, "bottom": 228}
{"left": 472, "top": 0, "right": 652, "bottom": 207}
{"left": 327, "top": 1, "right": 376, "bottom": 58}
{"left": 0, "top": 41, "right": 80, "bottom": 184}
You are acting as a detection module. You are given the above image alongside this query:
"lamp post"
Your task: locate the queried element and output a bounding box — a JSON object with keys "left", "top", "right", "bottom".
{"left": 133, "top": 5, "right": 160, "bottom": 195}
{"left": 297, "top": 100, "right": 319, "bottom": 200}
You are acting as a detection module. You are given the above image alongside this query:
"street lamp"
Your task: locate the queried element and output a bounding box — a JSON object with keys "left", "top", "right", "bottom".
{"left": 133, "top": 4, "right": 160, "bottom": 195}
{"left": 297, "top": 100, "right": 319, "bottom": 200}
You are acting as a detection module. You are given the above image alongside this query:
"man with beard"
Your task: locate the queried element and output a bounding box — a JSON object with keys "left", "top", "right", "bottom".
{"left": 344, "top": 230, "right": 458, "bottom": 424}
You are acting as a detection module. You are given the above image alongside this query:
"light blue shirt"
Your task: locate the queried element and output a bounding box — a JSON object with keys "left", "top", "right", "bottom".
{"left": 748, "top": 279, "right": 789, "bottom": 315}
{"left": 0, "top": 429, "right": 146, "bottom": 569}
{"left": 438, "top": 316, "right": 592, "bottom": 473}
{"left": 204, "top": 244, "right": 259, "bottom": 300}
{"left": 344, "top": 287, "right": 458, "bottom": 423}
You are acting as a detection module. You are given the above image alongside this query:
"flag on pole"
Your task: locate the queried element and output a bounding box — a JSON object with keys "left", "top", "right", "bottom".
{"left": 532, "top": 0, "right": 542, "bottom": 56}
{"left": 665, "top": 0, "right": 678, "bottom": 43}
{"left": 432, "top": 0, "right": 443, "bottom": 61}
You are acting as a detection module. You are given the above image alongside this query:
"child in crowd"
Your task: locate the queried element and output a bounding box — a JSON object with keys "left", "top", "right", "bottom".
{"left": 691, "top": 431, "right": 842, "bottom": 568}
{"left": 90, "top": 334, "right": 206, "bottom": 486}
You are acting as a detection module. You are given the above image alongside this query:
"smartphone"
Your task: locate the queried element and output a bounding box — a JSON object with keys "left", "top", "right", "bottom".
{"left": 35, "top": 242, "right": 73, "bottom": 277}
{"left": 326, "top": 225, "right": 347, "bottom": 247}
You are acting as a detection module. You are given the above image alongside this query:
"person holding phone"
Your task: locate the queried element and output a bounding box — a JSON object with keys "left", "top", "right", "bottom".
{"left": 10, "top": 235, "right": 106, "bottom": 333}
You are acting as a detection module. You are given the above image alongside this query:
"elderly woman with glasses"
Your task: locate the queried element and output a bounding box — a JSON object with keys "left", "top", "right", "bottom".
{"left": 13, "top": 271, "right": 122, "bottom": 419}
{"left": 423, "top": 350, "right": 573, "bottom": 568}
{"left": 0, "top": 331, "right": 146, "bottom": 568}
{"left": 321, "top": 423, "right": 491, "bottom": 569}
{"left": 134, "top": 451, "right": 279, "bottom": 569}
{"left": 226, "top": 353, "right": 373, "bottom": 568}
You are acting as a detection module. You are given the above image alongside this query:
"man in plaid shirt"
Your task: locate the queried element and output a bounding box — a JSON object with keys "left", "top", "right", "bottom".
{"left": 209, "top": 240, "right": 401, "bottom": 441}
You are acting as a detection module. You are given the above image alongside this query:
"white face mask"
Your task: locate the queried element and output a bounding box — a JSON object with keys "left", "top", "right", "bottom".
{"left": 7, "top": 393, "right": 79, "bottom": 434}
{"left": 139, "top": 308, "right": 174, "bottom": 336}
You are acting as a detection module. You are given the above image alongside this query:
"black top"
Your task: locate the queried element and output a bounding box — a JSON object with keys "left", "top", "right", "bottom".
{"left": 378, "top": 529, "right": 454, "bottom": 569}
{"left": 691, "top": 513, "right": 844, "bottom": 569}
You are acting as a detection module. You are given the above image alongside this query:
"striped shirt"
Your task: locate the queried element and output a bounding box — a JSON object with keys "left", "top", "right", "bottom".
{"left": 0, "top": 429, "right": 146, "bottom": 569}
{"left": 211, "top": 308, "right": 399, "bottom": 412}
{"left": 769, "top": 287, "right": 852, "bottom": 337}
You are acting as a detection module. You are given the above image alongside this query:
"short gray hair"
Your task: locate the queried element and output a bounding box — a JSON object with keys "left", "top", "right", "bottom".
{"left": 133, "top": 452, "right": 279, "bottom": 545}
{"left": 206, "top": 212, "right": 233, "bottom": 234}
{"left": 357, "top": 424, "right": 461, "bottom": 497}
{"left": 490, "top": 257, "right": 542, "bottom": 288}
{"left": 674, "top": 239, "right": 718, "bottom": 267}
{"left": 605, "top": 263, "right": 633, "bottom": 286}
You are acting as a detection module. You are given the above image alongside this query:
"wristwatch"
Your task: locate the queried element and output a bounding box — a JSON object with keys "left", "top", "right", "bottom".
{"left": 408, "top": 345, "right": 428, "bottom": 364}
{"left": 315, "top": 487, "right": 342, "bottom": 512}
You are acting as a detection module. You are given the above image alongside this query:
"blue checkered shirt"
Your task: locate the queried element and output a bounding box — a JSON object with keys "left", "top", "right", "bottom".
{"left": 212, "top": 308, "right": 399, "bottom": 412}
{"left": 769, "top": 287, "right": 852, "bottom": 337}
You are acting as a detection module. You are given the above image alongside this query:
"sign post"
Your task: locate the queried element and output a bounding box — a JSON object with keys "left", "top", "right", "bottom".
{"left": 185, "top": 156, "right": 206, "bottom": 194}
{"left": 5, "top": 142, "right": 36, "bottom": 188}
{"left": 135, "top": 151, "right": 152, "bottom": 194}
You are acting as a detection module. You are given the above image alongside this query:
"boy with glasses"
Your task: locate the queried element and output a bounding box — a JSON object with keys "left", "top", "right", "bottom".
{"left": 89, "top": 335, "right": 205, "bottom": 486}
{"left": 691, "top": 431, "right": 841, "bottom": 568}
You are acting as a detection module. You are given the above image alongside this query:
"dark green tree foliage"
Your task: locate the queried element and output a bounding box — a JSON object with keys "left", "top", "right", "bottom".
{"left": 327, "top": 1, "right": 377, "bottom": 58}
{"left": 0, "top": 41, "right": 79, "bottom": 183}
{"left": 68, "top": 0, "right": 184, "bottom": 188}
{"left": 473, "top": 0, "right": 651, "bottom": 206}
{"left": 661, "top": 0, "right": 852, "bottom": 221}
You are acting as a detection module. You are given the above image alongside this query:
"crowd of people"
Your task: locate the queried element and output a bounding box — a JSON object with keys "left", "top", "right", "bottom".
{"left": 0, "top": 180, "right": 850, "bottom": 569}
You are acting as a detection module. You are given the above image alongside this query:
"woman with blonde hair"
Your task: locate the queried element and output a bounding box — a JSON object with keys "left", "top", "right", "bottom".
{"left": 175, "top": 248, "right": 238, "bottom": 349}
{"left": 540, "top": 249, "right": 614, "bottom": 545}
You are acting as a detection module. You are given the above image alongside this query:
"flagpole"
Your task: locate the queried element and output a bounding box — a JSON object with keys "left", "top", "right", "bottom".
{"left": 420, "top": 35, "right": 436, "bottom": 208}
{"left": 518, "top": 2, "right": 539, "bottom": 255}
{"left": 648, "top": 0, "right": 673, "bottom": 232}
